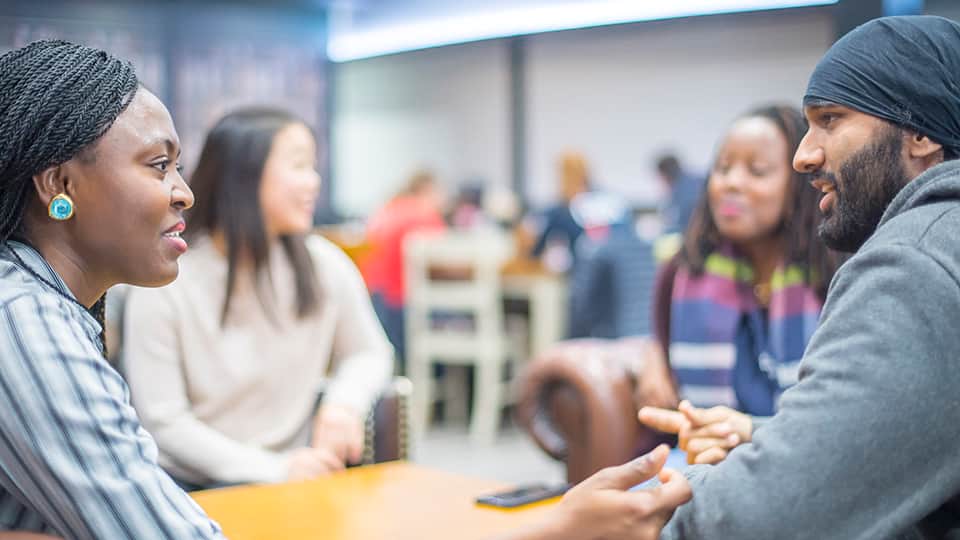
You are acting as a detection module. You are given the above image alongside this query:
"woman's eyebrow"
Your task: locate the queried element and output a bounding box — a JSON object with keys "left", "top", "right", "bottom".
{"left": 142, "top": 137, "right": 178, "bottom": 153}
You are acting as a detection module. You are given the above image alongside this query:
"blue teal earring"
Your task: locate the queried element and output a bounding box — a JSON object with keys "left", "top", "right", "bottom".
{"left": 48, "top": 193, "right": 75, "bottom": 221}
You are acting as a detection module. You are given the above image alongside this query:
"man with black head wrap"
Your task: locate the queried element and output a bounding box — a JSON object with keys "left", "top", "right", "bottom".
{"left": 653, "top": 14, "right": 960, "bottom": 540}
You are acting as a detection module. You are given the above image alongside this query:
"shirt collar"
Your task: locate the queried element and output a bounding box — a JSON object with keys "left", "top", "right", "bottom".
{"left": 3, "top": 240, "right": 78, "bottom": 301}
{"left": 2, "top": 240, "right": 102, "bottom": 341}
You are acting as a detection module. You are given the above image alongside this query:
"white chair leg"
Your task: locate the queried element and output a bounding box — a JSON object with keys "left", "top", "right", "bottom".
{"left": 442, "top": 366, "right": 469, "bottom": 424}
{"left": 409, "top": 345, "right": 433, "bottom": 444}
{"left": 470, "top": 358, "right": 503, "bottom": 445}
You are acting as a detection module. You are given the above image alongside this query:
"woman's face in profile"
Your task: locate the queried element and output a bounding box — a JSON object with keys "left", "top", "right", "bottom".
{"left": 707, "top": 116, "right": 791, "bottom": 245}
{"left": 58, "top": 88, "right": 194, "bottom": 287}
{"left": 259, "top": 122, "right": 321, "bottom": 237}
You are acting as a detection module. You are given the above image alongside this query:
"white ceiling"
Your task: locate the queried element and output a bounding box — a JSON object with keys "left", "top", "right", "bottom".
{"left": 326, "top": 0, "right": 838, "bottom": 61}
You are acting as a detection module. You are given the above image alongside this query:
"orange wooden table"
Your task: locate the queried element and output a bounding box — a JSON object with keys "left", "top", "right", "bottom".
{"left": 192, "top": 462, "right": 559, "bottom": 540}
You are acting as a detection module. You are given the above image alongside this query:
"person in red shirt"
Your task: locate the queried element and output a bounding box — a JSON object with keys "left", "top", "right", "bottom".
{"left": 363, "top": 170, "right": 446, "bottom": 369}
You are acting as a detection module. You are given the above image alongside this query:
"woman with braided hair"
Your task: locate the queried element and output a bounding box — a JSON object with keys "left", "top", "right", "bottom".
{"left": 0, "top": 41, "right": 223, "bottom": 537}
{"left": 0, "top": 38, "right": 690, "bottom": 540}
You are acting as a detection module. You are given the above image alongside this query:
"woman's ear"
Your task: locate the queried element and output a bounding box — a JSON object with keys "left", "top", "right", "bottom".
{"left": 31, "top": 165, "right": 68, "bottom": 207}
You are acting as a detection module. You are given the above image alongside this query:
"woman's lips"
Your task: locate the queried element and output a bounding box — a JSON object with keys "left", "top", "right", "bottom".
{"left": 161, "top": 222, "right": 188, "bottom": 254}
{"left": 717, "top": 202, "right": 744, "bottom": 218}
{"left": 162, "top": 233, "right": 188, "bottom": 254}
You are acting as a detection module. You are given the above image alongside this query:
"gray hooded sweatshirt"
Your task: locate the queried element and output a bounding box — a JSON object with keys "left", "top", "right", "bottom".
{"left": 661, "top": 160, "right": 960, "bottom": 540}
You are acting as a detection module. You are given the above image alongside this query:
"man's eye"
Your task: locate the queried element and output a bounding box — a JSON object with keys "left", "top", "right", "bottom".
{"left": 152, "top": 160, "right": 170, "bottom": 172}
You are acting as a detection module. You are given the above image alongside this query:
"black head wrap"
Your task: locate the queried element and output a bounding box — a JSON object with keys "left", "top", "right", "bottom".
{"left": 804, "top": 15, "right": 960, "bottom": 154}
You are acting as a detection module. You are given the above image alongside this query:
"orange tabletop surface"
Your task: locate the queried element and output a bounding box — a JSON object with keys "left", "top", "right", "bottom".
{"left": 192, "top": 462, "right": 559, "bottom": 540}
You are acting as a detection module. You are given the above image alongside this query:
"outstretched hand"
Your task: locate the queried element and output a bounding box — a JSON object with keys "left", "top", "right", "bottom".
{"left": 493, "top": 444, "right": 692, "bottom": 540}
{"left": 639, "top": 400, "right": 752, "bottom": 465}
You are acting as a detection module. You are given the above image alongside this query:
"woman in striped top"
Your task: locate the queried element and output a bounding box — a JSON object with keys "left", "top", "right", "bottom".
{"left": 0, "top": 41, "right": 222, "bottom": 538}
{"left": 639, "top": 105, "right": 843, "bottom": 465}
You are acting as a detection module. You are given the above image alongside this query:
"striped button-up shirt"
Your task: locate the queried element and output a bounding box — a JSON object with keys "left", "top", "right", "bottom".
{"left": 0, "top": 241, "right": 224, "bottom": 539}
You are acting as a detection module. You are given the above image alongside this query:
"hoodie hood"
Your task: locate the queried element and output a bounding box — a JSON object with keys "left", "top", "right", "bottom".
{"left": 878, "top": 159, "right": 960, "bottom": 228}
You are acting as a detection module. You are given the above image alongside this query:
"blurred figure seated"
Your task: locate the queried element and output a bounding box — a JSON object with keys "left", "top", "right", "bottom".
{"left": 638, "top": 104, "right": 842, "bottom": 462}
{"left": 655, "top": 152, "right": 704, "bottom": 236}
{"left": 123, "top": 108, "right": 393, "bottom": 489}
{"left": 449, "top": 182, "right": 487, "bottom": 230}
{"left": 568, "top": 192, "right": 656, "bottom": 339}
{"left": 363, "top": 170, "right": 446, "bottom": 369}
{"left": 529, "top": 151, "right": 591, "bottom": 273}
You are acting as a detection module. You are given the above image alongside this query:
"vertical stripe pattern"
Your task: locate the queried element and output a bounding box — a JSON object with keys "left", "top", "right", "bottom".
{"left": 0, "top": 242, "right": 223, "bottom": 538}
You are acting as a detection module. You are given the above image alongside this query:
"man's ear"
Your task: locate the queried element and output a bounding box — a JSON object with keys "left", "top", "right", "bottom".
{"left": 31, "top": 165, "right": 68, "bottom": 207}
{"left": 905, "top": 131, "right": 944, "bottom": 161}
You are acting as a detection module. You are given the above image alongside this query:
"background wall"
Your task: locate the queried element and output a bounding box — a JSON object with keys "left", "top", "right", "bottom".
{"left": 0, "top": 0, "right": 328, "bottom": 186}
{"left": 332, "top": 40, "right": 511, "bottom": 217}
{"left": 524, "top": 8, "right": 833, "bottom": 207}
{"left": 331, "top": 6, "right": 835, "bottom": 216}
{"left": 926, "top": 0, "right": 960, "bottom": 20}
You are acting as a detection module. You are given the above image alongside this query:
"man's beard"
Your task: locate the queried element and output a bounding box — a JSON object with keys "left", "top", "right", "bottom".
{"left": 816, "top": 127, "right": 912, "bottom": 253}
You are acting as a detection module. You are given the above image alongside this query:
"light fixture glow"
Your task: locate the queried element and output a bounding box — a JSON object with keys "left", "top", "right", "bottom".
{"left": 328, "top": 0, "right": 838, "bottom": 62}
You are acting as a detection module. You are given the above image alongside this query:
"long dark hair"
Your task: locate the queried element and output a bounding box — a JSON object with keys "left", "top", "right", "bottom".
{"left": 680, "top": 104, "right": 841, "bottom": 300}
{"left": 186, "top": 107, "right": 319, "bottom": 325}
{"left": 0, "top": 40, "right": 140, "bottom": 358}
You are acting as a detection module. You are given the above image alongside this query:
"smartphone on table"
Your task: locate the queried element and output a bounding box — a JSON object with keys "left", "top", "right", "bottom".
{"left": 475, "top": 483, "right": 570, "bottom": 508}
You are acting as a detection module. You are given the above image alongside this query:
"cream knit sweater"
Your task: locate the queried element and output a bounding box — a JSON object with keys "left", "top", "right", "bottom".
{"left": 123, "top": 235, "right": 393, "bottom": 485}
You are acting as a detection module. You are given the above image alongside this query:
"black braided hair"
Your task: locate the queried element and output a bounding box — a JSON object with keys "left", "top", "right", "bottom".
{"left": 0, "top": 40, "right": 140, "bottom": 358}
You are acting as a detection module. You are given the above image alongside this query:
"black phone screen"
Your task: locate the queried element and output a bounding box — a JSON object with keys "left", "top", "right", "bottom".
{"left": 475, "top": 483, "right": 570, "bottom": 508}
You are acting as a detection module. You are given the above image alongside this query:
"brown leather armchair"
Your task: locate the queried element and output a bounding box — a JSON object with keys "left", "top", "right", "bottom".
{"left": 515, "top": 257, "right": 681, "bottom": 483}
{"left": 515, "top": 338, "right": 675, "bottom": 484}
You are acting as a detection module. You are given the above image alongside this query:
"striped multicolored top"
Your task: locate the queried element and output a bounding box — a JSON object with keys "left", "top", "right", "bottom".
{"left": 668, "top": 250, "right": 823, "bottom": 412}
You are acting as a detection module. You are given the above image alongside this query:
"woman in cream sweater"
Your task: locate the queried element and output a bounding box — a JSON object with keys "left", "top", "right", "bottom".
{"left": 123, "top": 108, "right": 392, "bottom": 489}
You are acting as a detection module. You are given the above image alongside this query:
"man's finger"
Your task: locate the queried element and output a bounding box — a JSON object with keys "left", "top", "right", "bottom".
{"left": 638, "top": 407, "right": 687, "bottom": 434}
{"left": 693, "top": 447, "right": 728, "bottom": 465}
{"left": 679, "top": 402, "right": 731, "bottom": 427}
{"left": 678, "top": 422, "right": 692, "bottom": 451}
{"left": 686, "top": 422, "right": 734, "bottom": 440}
{"left": 650, "top": 468, "right": 693, "bottom": 511}
{"left": 686, "top": 436, "right": 738, "bottom": 455}
{"left": 594, "top": 444, "right": 670, "bottom": 490}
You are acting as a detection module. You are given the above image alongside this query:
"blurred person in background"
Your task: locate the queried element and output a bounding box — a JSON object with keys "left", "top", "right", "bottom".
{"left": 637, "top": 105, "right": 841, "bottom": 465}
{"left": 529, "top": 151, "right": 591, "bottom": 272}
{"left": 363, "top": 169, "right": 446, "bottom": 369}
{"left": 483, "top": 185, "right": 523, "bottom": 230}
{"left": 124, "top": 108, "right": 392, "bottom": 490}
{"left": 567, "top": 192, "right": 656, "bottom": 339}
{"left": 655, "top": 153, "right": 704, "bottom": 236}
{"left": 449, "top": 182, "right": 487, "bottom": 230}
